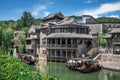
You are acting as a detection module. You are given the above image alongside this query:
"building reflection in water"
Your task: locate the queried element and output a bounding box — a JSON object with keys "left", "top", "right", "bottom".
{"left": 35, "top": 61, "right": 120, "bottom": 80}
{"left": 99, "top": 70, "right": 108, "bottom": 80}
{"left": 35, "top": 55, "right": 47, "bottom": 75}
{"left": 35, "top": 60, "right": 47, "bottom": 75}
{"left": 98, "top": 70, "right": 120, "bottom": 80}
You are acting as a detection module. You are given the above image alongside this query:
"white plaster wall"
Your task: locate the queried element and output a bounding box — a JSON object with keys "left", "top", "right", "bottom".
{"left": 84, "top": 24, "right": 103, "bottom": 34}
{"left": 82, "top": 16, "right": 98, "bottom": 24}
{"left": 82, "top": 17, "right": 90, "bottom": 23}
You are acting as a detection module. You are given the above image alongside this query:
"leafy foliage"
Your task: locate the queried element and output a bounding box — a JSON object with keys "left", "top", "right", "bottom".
{"left": 21, "top": 11, "right": 34, "bottom": 27}
{"left": 15, "top": 11, "right": 34, "bottom": 30}
{"left": 0, "top": 53, "right": 62, "bottom": 80}
{"left": 21, "top": 27, "right": 29, "bottom": 33}
{"left": 98, "top": 33, "right": 107, "bottom": 46}
{"left": 14, "top": 32, "right": 26, "bottom": 54}
{"left": 75, "top": 16, "right": 82, "bottom": 19}
{"left": 96, "top": 17, "right": 120, "bottom": 23}
{"left": 33, "top": 19, "right": 42, "bottom": 25}
{"left": 0, "top": 11, "right": 42, "bottom": 54}
{"left": 0, "top": 21, "right": 14, "bottom": 54}
{"left": 75, "top": 16, "right": 120, "bottom": 23}
{"left": 2, "top": 28, "right": 14, "bottom": 53}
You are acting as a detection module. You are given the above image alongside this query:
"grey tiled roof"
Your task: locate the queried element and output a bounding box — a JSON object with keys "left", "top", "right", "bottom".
{"left": 104, "top": 34, "right": 111, "bottom": 38}
{"left": 42, "top": 12, "right": 64, "bottom": 20}
{"left": 29, "top": 25, "right": 36, "bottom": 33}
{"left": 57, "top": 17, "right": 78, "bottom": 25}
{"left": 109, "top": 28, "right": 120, "bottom": 34}
{"left": 46, "top": 33, "right": 93, "bottom": 38}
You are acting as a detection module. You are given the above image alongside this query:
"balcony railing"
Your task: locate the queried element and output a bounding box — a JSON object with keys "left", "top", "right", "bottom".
{"left": 26, "top": 44, "right": 37, "bottom": 49}
{"left": 113, "top": 37, "right": 120, "bottom": 42}
{"left": 47, "top": 44, "right": 78, "bottom": 48}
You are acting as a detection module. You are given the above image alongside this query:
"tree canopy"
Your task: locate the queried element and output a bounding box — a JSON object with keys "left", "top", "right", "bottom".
{"left": 21, "top": 11, "right": 34, "bottom": 27}
{"left": 98, "top": 33, "right": 107, "bottom": 46}
{"left": 0, "top": 22, "right": 14, "bottom": 54}
{"left": 14, "top": 31, "right": 26, "bottom": 54}
{"left": 0, "top": 11, "right": 42, "bottom": 54}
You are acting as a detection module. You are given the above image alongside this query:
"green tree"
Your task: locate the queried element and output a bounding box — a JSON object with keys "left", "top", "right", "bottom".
{"left": 21, "top": 11, "right": 34, "bottom": 27}
{"left": 33, "top": 19, "right": 42, "bottom": 25}
{"left": 15, "top": 11, "right": 34, "bottom": 30}
{"left": 98, "top": 33, "right": 107, "bottom": 46}
{"left": 21, "top": 27, "right": 29, "bottom": 33}
{"left": 0, "top": 21, "right": 14, "bottom": 54}
{"left": 0, "top": 22, "right": 3, "bottom": 47}
{"left": 14, "top": 32, "right": 26, "bottom": 55}
{"left": 2, "top": 28, "right": 14, "bottom": 54}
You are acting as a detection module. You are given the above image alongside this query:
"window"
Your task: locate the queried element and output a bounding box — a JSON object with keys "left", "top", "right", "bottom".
{"left": 75, "top": 18, "right": 83, "bottom": 23}
{"left": 86, "top": 28, "right": 89, "bottom": 34}
{"left": 77, "top": 27, "right": 79, "bottom": 33}
{"left": 26, "top": 40, "right": 31, "bottom": 44}
{"left": 55, "top": 29, "right": 57, "bottom": 33}
{"left": 86, "top": 18, "right": 91, "bottom": 23}
{"left": 58, "top": 28, "right": 60, "bottom": 33}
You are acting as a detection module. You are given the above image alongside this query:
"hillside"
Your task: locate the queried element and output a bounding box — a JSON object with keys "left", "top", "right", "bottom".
{"left": 96, "top": 17, "right": 120, "bottom": 23}
{"left": 75, "top": 16, "right": 120, "bottom": 23}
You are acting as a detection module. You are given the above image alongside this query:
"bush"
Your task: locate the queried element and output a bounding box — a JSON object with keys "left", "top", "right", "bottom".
{"left": 0, "top": 54, "right": 62, "bottom": 80}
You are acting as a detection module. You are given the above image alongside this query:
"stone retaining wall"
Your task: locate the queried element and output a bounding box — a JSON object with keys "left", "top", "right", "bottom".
{"left": 100, "top": 54, "right": 120, "bottom": 62}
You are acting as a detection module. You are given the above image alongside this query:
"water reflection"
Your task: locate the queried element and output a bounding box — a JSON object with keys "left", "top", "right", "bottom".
{"left": 98, "top": 70, "right": 120, "bottom": 80}
{"left": 98, "top": 71, "right": 108, "bottom": 80}
{"left": 35, "top": 60, "right": 47, "bottom": 75}
{"left": 35, "top": 62, "right": 120, "bottom": 80}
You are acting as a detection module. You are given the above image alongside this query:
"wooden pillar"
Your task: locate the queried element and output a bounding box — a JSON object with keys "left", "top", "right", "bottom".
{"left": 49, "top": 50, "right": 51, "bottom": 57}
{"left": 66, "top": 38, "right": 68, "bottom": 47}
{"left": 60, "top": 38, "right": 62, "bottom": 47}
{"left": 47, "top": 39, "right": 48, "bottom": 46}
{"left": 71, "top": 50, "right": 73, "bottom": 58}
{"left": 66, "top": 50, "right": 67, "bottom": 59}
{"left": 85, "top": 28, "right": 87, "bottom": 34}
{"left": 55, "top": 50, "right": 56, "bottom": 57}
{"left": 71, "top": 39, "right": 73, "bottom": 47}
{"left": 113, "top": 43, "right": 115, "bottom": 54}
{"left": 50, "top": 39, "right": 52, "bottom": 47}
{"left": 77, "top": 38, "right": 79, "bottom": 46}
{"left": 76, "top": 50, "right": 78, "bottom": 58}
{"left": 60, "top": 50, "right": 62, "bottom": 58}
{"left": 55, "top": 38, "right": 56, "bottom": 47}
{"left": 70, "top": 50, "right": 72, "bottom": 59}
{"left": 79, "top": 28, "right": 80, "bottom": 33}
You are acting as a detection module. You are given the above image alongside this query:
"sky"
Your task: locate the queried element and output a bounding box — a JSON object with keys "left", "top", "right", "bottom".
{"left": 0, "top": 0, "right": 120, "bottom": 20}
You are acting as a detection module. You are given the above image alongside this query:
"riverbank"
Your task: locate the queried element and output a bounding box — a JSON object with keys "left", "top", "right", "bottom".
{"left": 98, "top": 54, "right": 120, "bottom": 72}
{"left": 99, "top": 62, "right": 120, "bottom": 72}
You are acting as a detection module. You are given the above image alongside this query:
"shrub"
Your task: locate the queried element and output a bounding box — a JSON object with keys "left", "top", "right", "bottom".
{"left": 0, "top": 54, "right": 62, "bottom": 80}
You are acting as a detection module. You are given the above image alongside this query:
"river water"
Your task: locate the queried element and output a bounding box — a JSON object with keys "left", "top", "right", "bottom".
{"left": 34, "top": 61, "right": 120, "bottom": 80}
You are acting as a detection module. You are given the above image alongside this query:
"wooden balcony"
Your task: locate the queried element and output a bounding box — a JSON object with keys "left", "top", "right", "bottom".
{"left": 26, "top": 44, "right": 37, "bottom": 50}
{"left": 113, "top": 37, "right": 120, "bottom": 42}
{"left": 46, "top": 44, "right": 78, "bottom": 49}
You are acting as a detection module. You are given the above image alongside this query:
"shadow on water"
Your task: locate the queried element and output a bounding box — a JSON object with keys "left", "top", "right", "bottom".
{"left": 34, "top": 61, "right": 120, "bottom": 80}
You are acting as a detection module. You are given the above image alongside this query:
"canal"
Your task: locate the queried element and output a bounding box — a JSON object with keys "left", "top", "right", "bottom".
{"left": 33, "top": 62, "right": 120, "bottom": 80}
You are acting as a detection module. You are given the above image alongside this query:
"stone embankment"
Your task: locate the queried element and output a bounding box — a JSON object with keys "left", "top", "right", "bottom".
{"left": 99, "top": 62, "right": 120, "bottom": 72}
{"left": 98, "top": 54, "right": 120, "bottom": 72}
